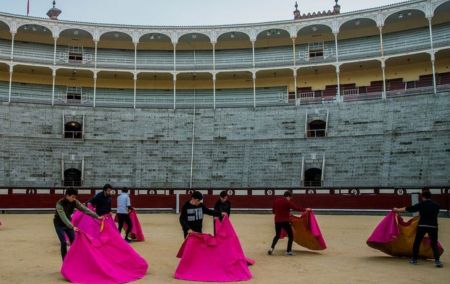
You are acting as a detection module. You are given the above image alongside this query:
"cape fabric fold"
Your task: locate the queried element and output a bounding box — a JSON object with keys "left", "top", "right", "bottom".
{"left": 367, "top": 211, "right": 444, "bottom": 259}
{"left": 280, "top": 211, "right": 327, "bottom": 251}
{"left": 174, "top": 216, "right": 253, "bottom": 282}
{"left": 61, "top": 211, "right": 148, "bottom": 284}
{"left": 114, "top": 210, "right": 145, "bottom": 241}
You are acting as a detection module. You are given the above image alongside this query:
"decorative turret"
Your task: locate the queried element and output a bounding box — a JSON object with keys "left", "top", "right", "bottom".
{"left": 47, "top": 0, "right": 61, "bottom": 20}
{"left": 333, "top": 0, "right": 341, "bottom": 14}
{"left": 293, "top": 0, "right": 341, "bottom": 20}
{"left": 293, "top": 2, "right": 301, "bottom": 20}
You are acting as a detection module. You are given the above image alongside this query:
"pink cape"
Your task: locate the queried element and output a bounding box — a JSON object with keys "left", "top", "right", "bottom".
{"left": 174, "top": 216, "right": 253, "bottom": 282}
{"left": 114, "top": 210, "right": 145, "bottom": 241}
{"left": 367, "top": 211, "right": 400, "bottom": 244}
{"left": 367, "top": 211, "right": 444, "bottom": 258}
{"left": 61, "top": 212, "right": 148, "bottom": 284}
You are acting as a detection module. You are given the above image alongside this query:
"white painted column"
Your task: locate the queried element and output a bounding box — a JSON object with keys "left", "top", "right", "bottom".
{"left": 212, "top": 41, "right": 216, "bottom": 109}
{"left": 133, "top": 41, "right": 138, "bottom": 109}
{"left": 213, "top": 73, "right": 216, "bottom": 110}
{"left": 93, "top": 39, "right": 98, "bottom": 107}
{"left": 94, "top": 40, "right": 98, "bottom": 69}
{"left": 212, "top": 42, "right": 216, "bottom": 71}
{"left": 292, "top": 37, "right": 296, "bottom": 66}
{"left": 10, "top": 32, "right": 15, "bottom": 61}
{"left": 134, "top": 41, "right": 138, "bottom": 71}
{"left": 381, "top": 60, "right": 387, "bottom": 99}
{"left": 8, "top": 32, "right": 15, "bottom": 104}
{"left": 51, "top": 69, "right": 56, "bottom": 105}
{"left": 52, "top": 36, "right": 58, "bottom": 106}
{"left": 173, "top": 41, "right": 177, "bottom": 72}
{"left": 431, "top": 53, "right": 437, "bottom": 95}
{"left": 8, "top": 65, "right": 13, "bottom": 103}
{"left": 53, "top": 36, "right": 58, "bottom": 65}
{"left": 252, "top": 72, "right": 256, "bottom": 109}
{"left": 293, "top": 69, "right": 298, "bottom": 105}
{"left": 93, "top": 72, "right": 97, "bottom": 107}
{"left": 251, "top": 40, "right": 255, "bottom": 69}
{"left": 173, "top": 41, "right": 177, "bottom": 110}
{"left": 378, "top": 25, "right": 384, "bottom": 57}
{"left": 173, "top": 75, "right": 177, "bottom": 110}
{"left": 335, "top": 65, "right": 341, "bottom": 102}
{"left": 334, "top": 32, "right": 341, "bottom": 101}
{"left": 428, "top": 17, "right": 437, "bottom": 94}
{"left": 133, "top": 73, "right": 137, "bottom": 109}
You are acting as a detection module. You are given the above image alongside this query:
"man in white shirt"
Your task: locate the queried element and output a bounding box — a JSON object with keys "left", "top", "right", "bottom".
{"left": 117, "top": 188, "right": 133, "bottom": 242}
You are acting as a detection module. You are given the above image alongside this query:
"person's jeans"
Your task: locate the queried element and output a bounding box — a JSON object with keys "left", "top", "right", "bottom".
{"left": 117, "top": 213, "right": 132, "bottom": 239}
{"left": 54, "top": 223, "right": 75, "bottom": 260}
{"left": 412, "top": 226, "right": 440, "bottom": 261}
{"left": 271, "top": 222, "right": 294, "bottom": 252}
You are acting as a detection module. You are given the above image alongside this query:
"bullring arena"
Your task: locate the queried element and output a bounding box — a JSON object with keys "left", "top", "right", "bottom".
{"left": 1, "top": 0, "right": 450, "bottom": 283}
{"left": 0, "top": 213, "right": 449, "bottom": 284}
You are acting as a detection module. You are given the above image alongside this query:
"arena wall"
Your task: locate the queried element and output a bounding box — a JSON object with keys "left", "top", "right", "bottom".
{"left": 0, "top": 91, "right": 449, "bottom": 188}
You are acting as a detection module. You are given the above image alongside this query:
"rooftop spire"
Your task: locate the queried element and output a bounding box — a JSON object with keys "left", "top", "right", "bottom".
{"left": 333, "top": 0, "right": 341, "bottom": 14}
{"left": 47, "top": 0, "right": 62, "bottom": 20}
{"left": 293, "top": 1, "right": 301, "bottom": 20}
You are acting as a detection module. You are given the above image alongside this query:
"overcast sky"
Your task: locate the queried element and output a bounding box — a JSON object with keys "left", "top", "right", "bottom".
{"left": 0, "top": 0, "right": 406, "bottom": 26}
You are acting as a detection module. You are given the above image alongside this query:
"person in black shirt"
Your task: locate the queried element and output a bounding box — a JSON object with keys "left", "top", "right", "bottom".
{"left": 214, "top": 190, "right": 231, "bottom": 221}
{"left": 88, "top": 184, "right": 113, "bottom": 216}
{"left": 54, "top": 188, "right": 101, "bottom": 260}
{"left": 394, "top": 191, "right": 443, "bottom": 268}
{"left": 179, "top": 191, "right": 223, "bottom": 238}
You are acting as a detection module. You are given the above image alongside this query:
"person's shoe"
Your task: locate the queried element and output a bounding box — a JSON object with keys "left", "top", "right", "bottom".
{"left": 435, "top": 261, "right": 443, "bottom": 268}
{"left": 124, "top": 238, "right": 132, "bottom": 243}
{"left": 267, "top": 248, "right": 274, "bottom": 255}
{"left": 409, "top": 258, "right": 417, "bottom": 265}
{"left": 285, "top": 251, "right": 294, "bottom": 256}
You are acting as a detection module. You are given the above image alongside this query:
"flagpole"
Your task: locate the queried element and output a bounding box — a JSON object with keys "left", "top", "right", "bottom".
{"left": 27, "top": 0, "right": 30, "bottom": 16}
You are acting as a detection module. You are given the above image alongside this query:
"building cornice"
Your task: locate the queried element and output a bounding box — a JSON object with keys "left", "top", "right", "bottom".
{"left": 0, "top": 0, "right": 448, "bottom": 42}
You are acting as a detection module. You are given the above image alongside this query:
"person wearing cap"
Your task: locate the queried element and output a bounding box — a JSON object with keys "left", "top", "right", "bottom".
{"left": 88, "top": 184, "right": 113, "bottom": 216}
{"left": 179, "top": 191, "right": 224, "bottom": 238}
{"left": 268, "top": 191, "right": 310, "bottom": 256}
{"left": 394, "top": 191, "right": 443, "bottom": 268}
{"left": 54, "top": 188, "right": 102, "bottom": 260}
{"left": 214, "top": 190, "right": 231, "bottom": 221}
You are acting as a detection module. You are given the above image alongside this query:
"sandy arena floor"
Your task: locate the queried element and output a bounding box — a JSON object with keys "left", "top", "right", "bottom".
{"left": 0, "top": 213, "right": 449, "bottom": 284}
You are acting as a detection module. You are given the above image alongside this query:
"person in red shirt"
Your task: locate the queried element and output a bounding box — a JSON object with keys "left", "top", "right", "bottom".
{"left": 268, "top": 191, "right": 310, "bottom": 256}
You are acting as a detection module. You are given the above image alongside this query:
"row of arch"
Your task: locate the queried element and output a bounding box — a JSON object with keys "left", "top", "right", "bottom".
{"left": 2, "top": 48, "right": 448, "bottom": 76}
{"left": 0, "top": 0, "right": 448, "bottom": 45}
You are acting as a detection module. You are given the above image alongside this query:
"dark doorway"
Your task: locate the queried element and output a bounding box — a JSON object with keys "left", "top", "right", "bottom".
{"left": 64, "top": 168, "right": 82, "bottom": 186}
{"left": 304, "top": 168, "right": 322, "bottom": 187}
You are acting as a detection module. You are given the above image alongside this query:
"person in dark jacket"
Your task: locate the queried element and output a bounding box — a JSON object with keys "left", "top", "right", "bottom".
{"left": 54, "top": 188, "right": 102, "bottom": 260}
{"left": 268, "top": 191, "right": 309, "bottom": 256}
{"left": 179, "top": 191, "right": 224, "bottom": 238}
{"left": 88, "top": 184, "right": 113, "bottom": 216}
{"left": 394, "top": 191, "right": 443, "bottom": 268}
{"left": 214, "top": 190, "right": 231, "bottom": 221}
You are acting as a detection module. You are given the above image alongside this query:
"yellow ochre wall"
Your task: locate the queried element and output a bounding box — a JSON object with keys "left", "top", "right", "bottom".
{"left": 0, "top": 52, "right": 448, "bottom": 91}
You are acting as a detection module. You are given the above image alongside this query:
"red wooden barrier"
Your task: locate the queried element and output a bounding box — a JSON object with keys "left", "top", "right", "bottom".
{"left": 0, "top": 187, "right": 448, "bottom": 211}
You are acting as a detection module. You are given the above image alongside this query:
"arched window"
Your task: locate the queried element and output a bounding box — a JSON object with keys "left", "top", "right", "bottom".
{"left": 304, "top": 168, "right": 322, "bottom": 187}
{"left": 307, "top": 120, "right": 326, "bottom": 137}
{"left": 64, "top": 168, "right": 82, "bottom": 186}
{"left": 64, "top": 121, "right": 83, "bottom": 139}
